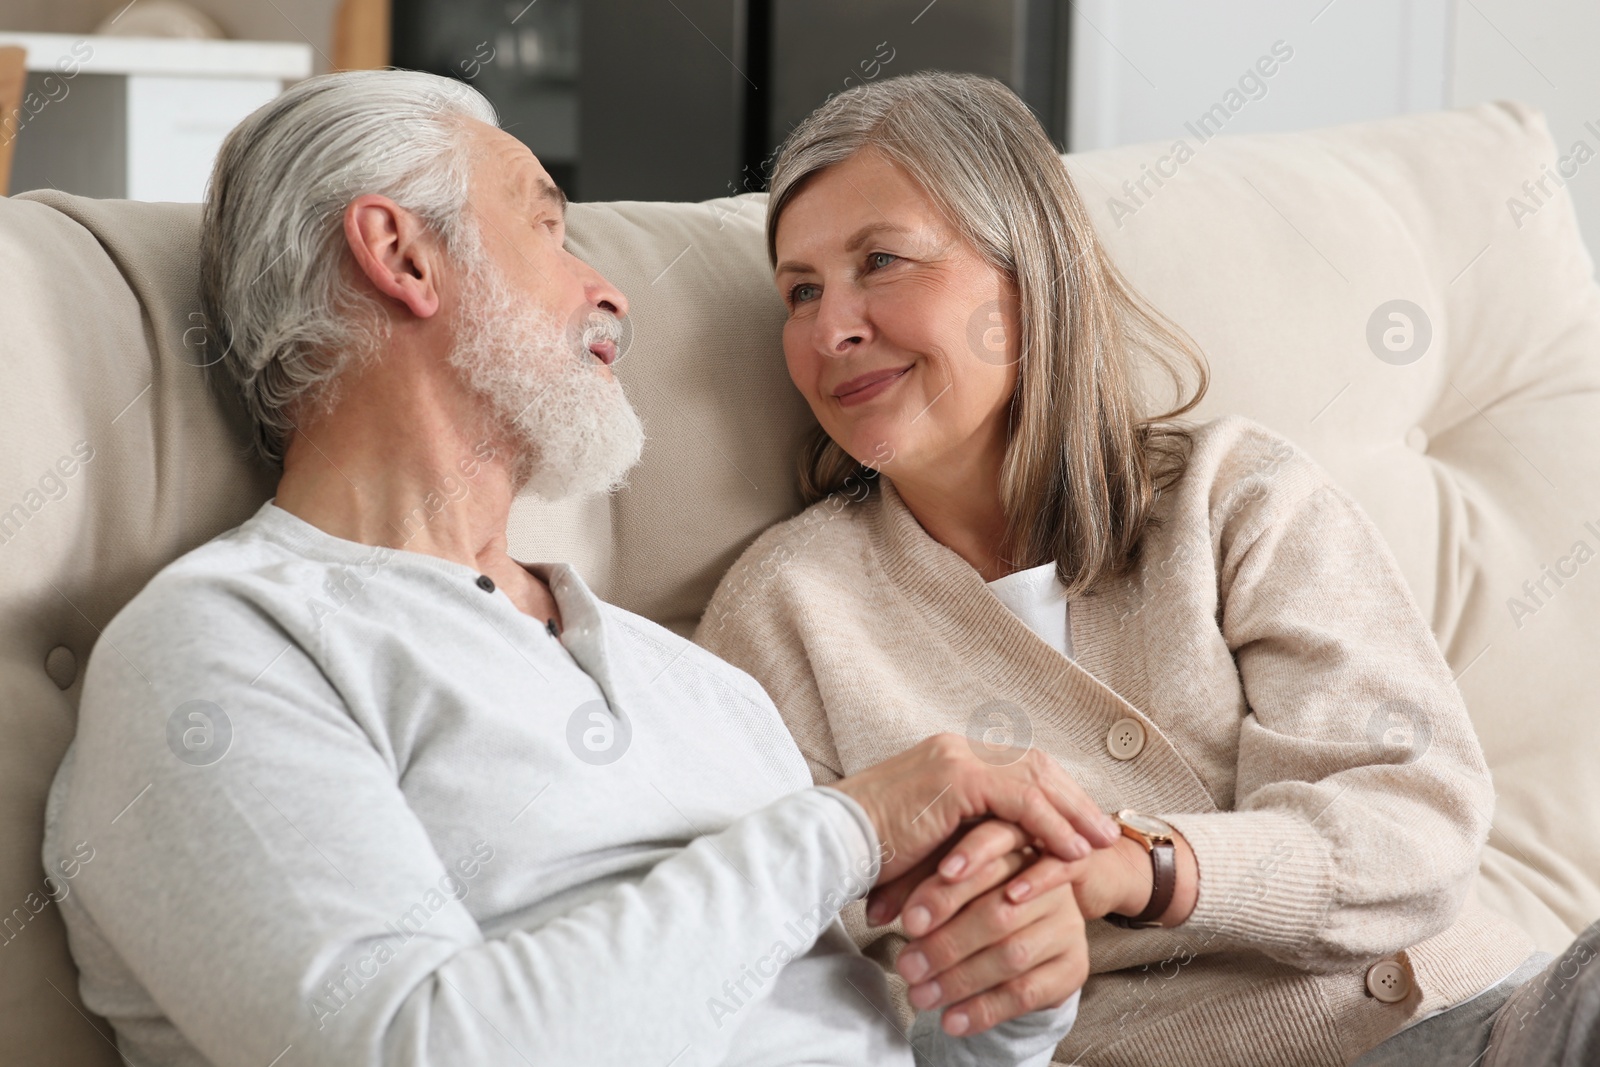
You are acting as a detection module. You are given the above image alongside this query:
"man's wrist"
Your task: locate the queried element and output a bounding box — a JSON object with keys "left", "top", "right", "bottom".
{"left": 814, "top": 785, "right": 883, "bottom": 887}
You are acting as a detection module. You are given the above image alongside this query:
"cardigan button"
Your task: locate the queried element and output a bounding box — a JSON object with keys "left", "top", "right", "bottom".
{"left": 1106, "top": 717, "right": 1146, "bottom": 760}
{"left": 1365, "top": 959, "right": 1411, "bottom": 1003}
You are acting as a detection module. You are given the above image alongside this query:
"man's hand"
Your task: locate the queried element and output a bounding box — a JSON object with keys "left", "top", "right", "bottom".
{"left": 829, "top": 734, "right": 1120, "bottom": 884}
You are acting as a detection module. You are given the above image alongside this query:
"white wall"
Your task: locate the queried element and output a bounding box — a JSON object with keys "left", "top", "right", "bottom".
{"left": 1450, "top": 0, "right": 1600, "bottom": 265}
{"left": 1070, "top": 0, "right": 1599, "bottom": 265}
{"left": 1069, "top": 0, "right": 1452, "bottom": 151}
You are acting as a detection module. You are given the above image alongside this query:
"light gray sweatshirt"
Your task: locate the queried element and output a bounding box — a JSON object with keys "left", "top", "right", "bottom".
{"left": 42, "top": 499, "right": 1077, "bottom": 1067}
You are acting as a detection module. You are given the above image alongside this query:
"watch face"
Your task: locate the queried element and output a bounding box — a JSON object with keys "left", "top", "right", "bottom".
{"left": 1117, "top": 809, "right": 1174, "bottom": 839}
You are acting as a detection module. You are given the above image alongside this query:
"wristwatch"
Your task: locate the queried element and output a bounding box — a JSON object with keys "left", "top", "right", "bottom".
{"left": 1104, "top": 809, "right": 1177, "bottom": 930}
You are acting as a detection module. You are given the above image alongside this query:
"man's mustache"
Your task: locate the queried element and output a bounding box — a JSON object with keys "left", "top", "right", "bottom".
{"left": 575, "top": 308, "right": 623, "bottom": 348}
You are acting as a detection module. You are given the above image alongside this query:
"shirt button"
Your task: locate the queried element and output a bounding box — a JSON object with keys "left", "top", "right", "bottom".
{"left": 475, "top": 575, "right": 495, "bottom": 593}
{"left": 1106, "top": 717, "right": 1146, "bottom": 760}
{"left": 1365, "top": 959, "right": 1411, "bottom": 1003}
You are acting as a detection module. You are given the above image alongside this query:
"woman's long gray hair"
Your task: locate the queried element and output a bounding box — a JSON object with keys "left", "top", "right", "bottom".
{"left": 766, "top": 70, "right": 1209, "bottom": 595}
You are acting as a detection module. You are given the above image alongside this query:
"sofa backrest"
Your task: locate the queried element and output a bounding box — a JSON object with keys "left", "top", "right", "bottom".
{"left": 3, "top": 101, "right": 1598, "bottom": 1065}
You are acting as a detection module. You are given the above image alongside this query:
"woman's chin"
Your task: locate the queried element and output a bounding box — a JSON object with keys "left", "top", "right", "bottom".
{"left": 831, "top": 425, "right": 903, "bottom": 471}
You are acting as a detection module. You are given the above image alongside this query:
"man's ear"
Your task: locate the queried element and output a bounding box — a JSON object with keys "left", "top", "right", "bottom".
{"left": 343, "top": 194, "right": 442, "bottom": 320}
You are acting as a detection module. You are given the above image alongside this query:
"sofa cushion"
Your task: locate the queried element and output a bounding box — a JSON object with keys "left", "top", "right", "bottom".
{"left": 1063, "top": 102, "right": 1600, "bottom": 955}
{"left": 1, "top": 101, "right": 1597, "bottom": 1066}
{"left": 0, "top": 193, "right": 278, "bottom": 1067}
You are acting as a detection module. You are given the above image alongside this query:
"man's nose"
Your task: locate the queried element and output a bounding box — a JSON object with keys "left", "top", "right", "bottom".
{"left": 582, "top": 260, "right": 628, "bottom": 320}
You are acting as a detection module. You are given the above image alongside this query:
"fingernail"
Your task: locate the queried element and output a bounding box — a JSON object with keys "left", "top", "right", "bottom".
{"left": 899, "top": 950, "right": 930, "bottom": 982}
{"left": 909, "top": 979, "right": 942, "bottom": 1010}
{"left": 905, "top": 905, "right": 932, "bottom": 936}
{"left": 945, "top": 1010, "right": 970, "bottom": 1035}
{"left": 1007, "top": 880, "right": 1031, "bottom": 903}
{"left": 939, "top": 853, "right": 967, "bottom": 879}
{"left": 1103, "top": 816, "right": 1120, "bottom": 839}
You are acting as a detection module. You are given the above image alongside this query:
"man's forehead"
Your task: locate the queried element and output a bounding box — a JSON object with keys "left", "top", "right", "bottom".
{"left": 466, "top": 120, "right": 565, "bottom": 211}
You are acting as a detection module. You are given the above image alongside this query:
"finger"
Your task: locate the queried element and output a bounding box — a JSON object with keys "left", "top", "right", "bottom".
{"left": 1002, "top": 854, "right": 1079, "bottom": 905}
{"left": 946, "top": 753, "right": 1102, "bottom": 873}
{"left": 897, "top": 882, "right": 1057, "bottom": 986}
{"left": 865, "top": 826, "right": 972, "bottom": 925}
{"left": 903, "top": 847, "right": 1033, "bottom": 937}
{"left": 934, "top": 819, "right": 1031, "bottom": 881}
{"left": 906, "top": 884, "right": 1085, "bottom": 1014}
{"left": 865, "top": 878, "right": 913, "bottom": 928}
{"left": 907, "top": 900, "right": 1078, "bottom": 1010}
{"left": 866, "top": 853, "right": 940, "bottom": 926}
{"left": 938, "top": 952, "right": 1088, "bottom": 1037}
{"left": 989, "top": 773, "right": 1090, "bottom": 869}
{"left": 1027, "top": 752, "right": 1121, "bottom": 849}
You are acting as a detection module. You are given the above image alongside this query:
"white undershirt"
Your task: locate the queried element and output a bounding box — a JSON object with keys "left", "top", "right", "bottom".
{"left": 986, "top": 561, "right": 1075, "bottom": 659}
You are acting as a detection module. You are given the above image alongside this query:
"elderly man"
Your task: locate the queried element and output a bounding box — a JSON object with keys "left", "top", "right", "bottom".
{"left": 41, "top": 71, "right": 1107, "bottom": 1067}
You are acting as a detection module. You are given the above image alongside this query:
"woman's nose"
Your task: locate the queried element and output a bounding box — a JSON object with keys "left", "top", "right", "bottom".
{"left": 814, "top": 291, "right": 870, "bottom": 357}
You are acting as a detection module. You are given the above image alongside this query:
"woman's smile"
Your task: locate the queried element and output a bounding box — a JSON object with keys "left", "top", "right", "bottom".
{"left": 833, "top": 363, "right": 914, "bottom": 407}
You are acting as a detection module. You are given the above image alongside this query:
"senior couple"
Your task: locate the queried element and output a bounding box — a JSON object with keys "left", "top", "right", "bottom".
{"left": 44, "top": 68, "right": 1597, "bottom": 1067}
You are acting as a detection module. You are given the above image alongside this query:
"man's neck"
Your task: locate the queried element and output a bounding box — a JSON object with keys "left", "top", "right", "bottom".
{"left": 272, "top": 376, "right": 519, "bottom": 575}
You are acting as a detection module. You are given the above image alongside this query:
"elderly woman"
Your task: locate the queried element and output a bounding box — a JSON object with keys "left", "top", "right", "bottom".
{"left": 695, "top": 71, "right": 1597, "bottom": 1065}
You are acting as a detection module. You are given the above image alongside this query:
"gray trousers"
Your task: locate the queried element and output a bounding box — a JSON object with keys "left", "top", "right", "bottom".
{"left": 1352, "top": 919, "right": 1600, "bottom": 1067}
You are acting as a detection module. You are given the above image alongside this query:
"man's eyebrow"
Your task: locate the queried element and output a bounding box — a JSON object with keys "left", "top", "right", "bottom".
{"left": 537, "top": 179, "right": 568, "bottom": 217}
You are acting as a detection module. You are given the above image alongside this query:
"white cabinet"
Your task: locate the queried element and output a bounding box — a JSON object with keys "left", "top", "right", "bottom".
{"left": 0, "top": 32, "right": 312, "bottom": 202}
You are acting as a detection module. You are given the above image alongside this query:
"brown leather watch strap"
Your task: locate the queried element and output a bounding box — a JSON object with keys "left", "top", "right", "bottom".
{"left": 1106, "top": 839, "right": 1176, "bottom": 929}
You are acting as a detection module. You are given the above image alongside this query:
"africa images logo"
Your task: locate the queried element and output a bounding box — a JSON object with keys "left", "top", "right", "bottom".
{"left": 165, "top": 700, "right": 233, "bottom": 767}
{"left": 566, "top": 698, "right": 632, "bottom": 766}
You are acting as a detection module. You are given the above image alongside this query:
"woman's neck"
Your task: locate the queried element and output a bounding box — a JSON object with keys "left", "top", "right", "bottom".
{"left": 889, "top": 455, "right": 1016, "bottom": 582}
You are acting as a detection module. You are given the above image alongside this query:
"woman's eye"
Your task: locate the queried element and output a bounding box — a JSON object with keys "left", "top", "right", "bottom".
{"left": 789, "top": 283, "right": 820, "bottom": 305}
{"left": 867, "top": 252, "right": 897, "bottom": 270}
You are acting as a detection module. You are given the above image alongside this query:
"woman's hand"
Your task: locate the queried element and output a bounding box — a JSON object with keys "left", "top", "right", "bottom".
{"left": 865, "top": 820, "right": 1101, "bottom": 1036}
{"left": 870, "top": 818, "right": 1198, "bottom": 1035}
{"left": 900, "top": 863, "right": 1089, "bottom": 1037}
{"left": 865, "top": 820, "right": 1131, "bottom": 928}
{"left": 829, "top": 734, "right": 1120, "bottom": 885}
{"left": 886, "top": 816, "right": 1199, "bottom": 928}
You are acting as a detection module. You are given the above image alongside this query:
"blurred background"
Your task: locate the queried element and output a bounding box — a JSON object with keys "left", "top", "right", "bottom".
{"left": 0, "top": 0, "right": 1595, "bottom": 256}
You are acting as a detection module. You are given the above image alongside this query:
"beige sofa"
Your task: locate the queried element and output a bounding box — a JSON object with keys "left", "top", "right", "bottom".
{"left": 3, "top": 100, "right": 1598, "bottom": 1065}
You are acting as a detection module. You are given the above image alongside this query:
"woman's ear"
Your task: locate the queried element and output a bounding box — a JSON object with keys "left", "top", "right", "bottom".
{"left": 342, "top": 194, "right": 443, "bottom": 321}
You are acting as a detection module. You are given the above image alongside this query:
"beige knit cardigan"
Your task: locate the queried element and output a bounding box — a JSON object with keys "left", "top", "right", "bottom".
{"left": 695, "top": 414, "right": 1536, "bottom": 1067}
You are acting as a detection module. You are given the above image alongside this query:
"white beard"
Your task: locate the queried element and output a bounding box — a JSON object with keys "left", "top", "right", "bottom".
{"left": 448, "top": 257, "right": 645, "bottom": 501}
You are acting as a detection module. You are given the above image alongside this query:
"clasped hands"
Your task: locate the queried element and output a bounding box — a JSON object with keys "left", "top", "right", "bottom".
{"left": 830, "top": 734, "right": 1159, "bottom": 1038}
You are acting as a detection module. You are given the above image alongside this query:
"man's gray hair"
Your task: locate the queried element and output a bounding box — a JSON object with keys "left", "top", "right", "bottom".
{"left": 199, "top": 69, "right": 498, "bottom": 469}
